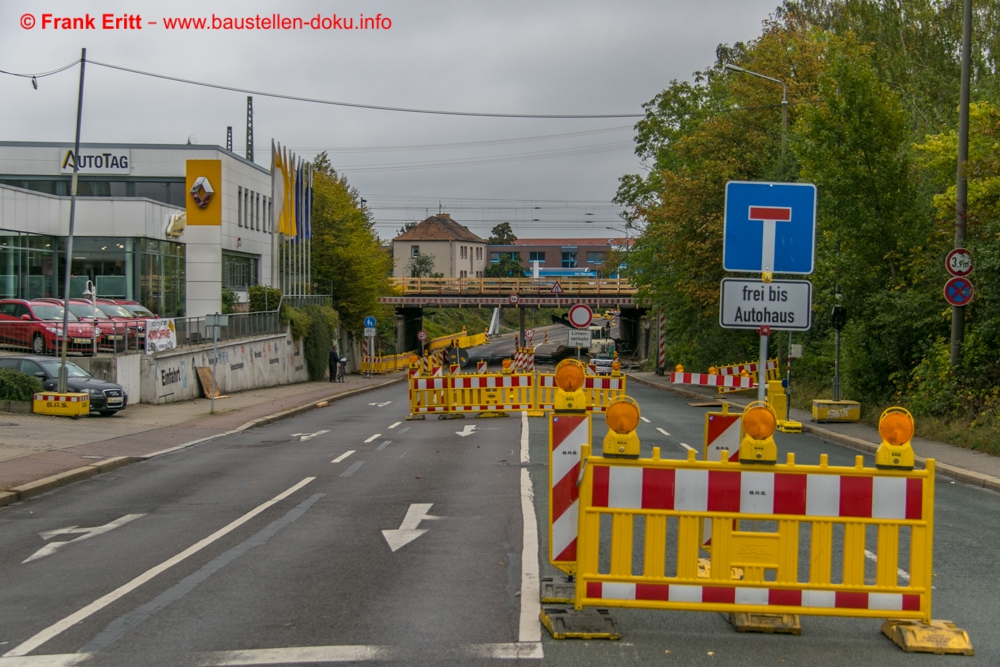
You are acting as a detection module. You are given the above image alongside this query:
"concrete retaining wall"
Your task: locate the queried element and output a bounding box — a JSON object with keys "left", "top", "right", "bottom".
{"left": 139, "top": 332, "right": 309, "bottom": 403}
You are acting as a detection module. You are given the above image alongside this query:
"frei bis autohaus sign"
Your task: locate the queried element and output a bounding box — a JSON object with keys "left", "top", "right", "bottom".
{"left": 59, "top": 148, "right": 132, "bottom": 174}
{"left": 719, "top": 278, "right": 813, "bottom": 331}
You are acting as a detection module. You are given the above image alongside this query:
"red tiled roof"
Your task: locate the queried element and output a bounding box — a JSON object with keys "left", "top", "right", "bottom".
{"left": 393, "top": 214, "right": 485, "bottom": 243}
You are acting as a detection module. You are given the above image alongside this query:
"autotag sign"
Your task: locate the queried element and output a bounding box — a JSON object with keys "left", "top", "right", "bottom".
{"left": 719, "top": 278, "right": 813, "bottom": 332}
{"left": 59, "top": 148, "right": 131, "bottom": 174}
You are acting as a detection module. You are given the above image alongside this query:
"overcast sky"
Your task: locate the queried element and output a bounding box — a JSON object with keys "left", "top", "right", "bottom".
{"left": 0, "top": 0, "right": 783, "bottom": 240}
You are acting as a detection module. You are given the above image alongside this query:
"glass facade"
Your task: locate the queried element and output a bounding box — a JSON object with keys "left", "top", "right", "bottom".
{"left": 0, "top": 232, "right": 57, "bottom": 299}
{"left": 222, "top": 252, "right": 259, "bottom": 290}
{"left": 139, "top": 239, "right": 186, "bottom": 317}
{"left": 0, "top": 177, "right": 185, "bottom": 206}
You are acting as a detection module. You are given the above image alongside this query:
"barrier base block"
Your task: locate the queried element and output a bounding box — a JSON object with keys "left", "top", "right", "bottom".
{"left": 728, "top": 612, "right": 801, "bottom": 635}
{"left": 777, "top": 420, "right": 803, "bottom": 433}
{"left": 436, "top": 413, "right": 465, "bottom": 420}
{"left": 527, "top": 410, "right": 545, "bottom": 417}
{"left": 539, "top": 607, "right": 620, "bottom": 640}
{"left": 881, "top": 619, "right": 974, "bottom": 655}
{"left": 405, "top": 414, "right": 426, "bottom": 421}
{"left": 540, "top": 576, "right": 575, "bottom": 604}
{"left": 475, "top": 411, "right": 510, "bottom": 418}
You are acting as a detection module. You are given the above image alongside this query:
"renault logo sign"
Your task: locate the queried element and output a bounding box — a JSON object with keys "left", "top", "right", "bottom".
{"left": 189, "top": 176, "right": 215, "bottom": 208}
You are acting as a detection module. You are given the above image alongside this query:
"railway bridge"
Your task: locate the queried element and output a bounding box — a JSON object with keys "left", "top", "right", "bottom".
{"left": 379, "top": 277, "right": 643, "bottom": 352}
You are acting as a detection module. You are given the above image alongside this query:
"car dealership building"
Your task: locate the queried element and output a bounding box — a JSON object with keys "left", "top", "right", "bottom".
{"left": 0, "top": 141, "right": 283, "bottom": 317}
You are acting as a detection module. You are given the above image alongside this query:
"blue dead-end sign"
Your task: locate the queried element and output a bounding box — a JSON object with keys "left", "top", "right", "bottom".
{"left": 724, "top": 181, "right": 817, "bottom": 275}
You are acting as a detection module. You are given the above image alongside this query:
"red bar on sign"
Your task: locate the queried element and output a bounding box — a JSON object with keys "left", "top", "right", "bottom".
{"left": 748, "top": 206, "right": 792, "bottom": 221}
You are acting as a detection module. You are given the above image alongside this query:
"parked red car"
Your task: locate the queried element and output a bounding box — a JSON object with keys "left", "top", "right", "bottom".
{"left": 37, "top": 299, "right": 136, "bottom": 351}
{"left": 92, "top": 301, "right": 149, "bottom": 344}
{"left": 0, "top": 299, "right": 100, "bottom": 355}
{"left": 105, "top": 299, "right": 158, "bottom": 319}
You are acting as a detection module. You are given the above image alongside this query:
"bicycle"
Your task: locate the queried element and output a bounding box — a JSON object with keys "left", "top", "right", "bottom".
{"left": 337, "top": 358, "right": 348, "bottom": 382}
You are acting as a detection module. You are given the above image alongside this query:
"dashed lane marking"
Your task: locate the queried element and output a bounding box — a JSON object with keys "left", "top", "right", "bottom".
{"left": 656, "top": 428, "right": 671, "bottom": 437}
{"left": 364, "top": 434, "right": 381, "bottom": 443}
{"left": 640, "top": 416, "right": 650, "bottom": 423}
{"left": 375, "top": 441, "right": 391, "bottom": 451}
{"left": 388, "top": 422, "right": 401, "bottom": 429}
{"left": 331, "top": 451, "right": 355, "bottom": 464}
{"left": 340, "top": 461, "right": 365, "bottom": 477}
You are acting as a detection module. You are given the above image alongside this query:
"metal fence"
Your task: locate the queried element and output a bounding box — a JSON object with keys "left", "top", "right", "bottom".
{"left": 171, "top": 310, "right": 283, "bottom": 350}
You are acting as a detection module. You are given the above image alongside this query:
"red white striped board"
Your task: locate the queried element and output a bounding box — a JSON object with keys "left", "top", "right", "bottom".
{"left": 549, "top": 413, "right": 591, "bottom": 575}
{"left": 718, "top": 360, "right": 778, "bottom": 376}
{"left": 670, "top": 372, "right": 755, "bottom": 389}
{"left": 35, "top": 394, "right": 87, "bottom": 402}
{"left": 590, "top": 466, "right": 924, "bottom": 520}
{"left": 452, "top": 375, "right": 531, "bottom": 388}
{"left": 704, "top": 411, "right": 741, "bottom": 463}
{"left": 583, "top": 582, "right": 921, "bottom": 612}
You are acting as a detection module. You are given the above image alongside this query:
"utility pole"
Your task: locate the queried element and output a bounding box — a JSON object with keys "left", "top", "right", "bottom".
{"left": 951, "top": 0, "right": 972, "bottom": 367}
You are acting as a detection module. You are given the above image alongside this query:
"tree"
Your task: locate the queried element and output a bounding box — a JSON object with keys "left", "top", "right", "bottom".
{"left": 487, "top": 222, "right": 517, "bottom": 245}
{"left": 484, "top": 253, "right": 526, "bottom": 278}
{"left": 407, "top": 253, "right": 438, "bottom": 278}
{"left": 310, "top": 152, "right": 395, "bottom": 334}
{"left": 397, "top": 221, "right": 417, "bottom": 236}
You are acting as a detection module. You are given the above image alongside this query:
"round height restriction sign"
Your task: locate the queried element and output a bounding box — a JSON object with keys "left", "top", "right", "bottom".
{"left": 946, "top": 248, "right": 973, "bottom": 277}
{"left": 508, "top": 293, "right": 520, "bottom": 305}
{"left": 568, "top": 304, "right": 594, "bottom": 329}
{"left": 525, "top": 329, "right": 535, "bottom": 340}
{"left": 417, "top": 330, "right": 428, "bottom": 342}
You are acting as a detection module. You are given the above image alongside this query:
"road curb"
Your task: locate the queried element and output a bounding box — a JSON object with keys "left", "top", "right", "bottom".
{"left": 628, "top": 373, "right": 1000, "bottom": 492}
{"left": 0, "top": 376, "right": 406, "bottom": 508}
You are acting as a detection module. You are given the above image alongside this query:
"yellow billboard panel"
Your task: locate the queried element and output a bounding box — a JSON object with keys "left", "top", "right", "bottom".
{"left": 185, "top": 159, "right": 222, "bottom": 226}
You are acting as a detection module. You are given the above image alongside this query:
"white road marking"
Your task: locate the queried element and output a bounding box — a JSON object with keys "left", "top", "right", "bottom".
{"left": 23, "top": 514, "right": 146, "bottom": 564}
{"left": 519, "top": 413, "right": 542, "bottom": 647}
{"left": 640, "top": 416, "right": 651, "bottom": 423}
{"left": 0, "top": 655, "right": 92, "bottom": 666}
{"left": 382, "top": 503, "right": 440, "bottom": 552}
{"left": 679, "top": 442, "right": 694, "bottom": 451}
{"left": 864, "top": 550, "right": 911, "bottom": 583}
{"left": 387, "top": 421, "right": 401, "bottom": 429}
{"left": 331, "top": 451, "right": 355, "bottom": 464}
{"left": 290, "top": 430, "right": 329, "bottom": 442}
{"left": 656, "top": 428, "right": 671, "bottom": 437}
{"left": 367, "top": 401, "right": 393, "bottom": 407}
{"left": 203, "top": 643, "right": 543, "bottom": 664}
{"left": 363, "top": 434, "right": 381, "bottom": 443}
{"left": 456, "top": 424, "right": 477, "bottom": 437}
{"left": 3, "top": 478, "right": 315, "bottom": 659}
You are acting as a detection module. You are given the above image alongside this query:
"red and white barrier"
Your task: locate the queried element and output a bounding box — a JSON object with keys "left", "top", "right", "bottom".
{"left": 476, "top": 360, "right": 488, "bottom": 373}
{"left": 583, "top": 582, "right": 921, "bottom": 612}
{"left": 590, "top": 465, "right": 924, "bottom": 520}
{"left": 718, "top": 359, "right": 778, "bottom": 376}
{"left": 671, "top": 372, "right": 755, "bottom": 389}
{"left": 705, "top": 411, "right": 741, "bottom": 463}
{"left": 550, "top": 414, "right": 589, "bottom": 572}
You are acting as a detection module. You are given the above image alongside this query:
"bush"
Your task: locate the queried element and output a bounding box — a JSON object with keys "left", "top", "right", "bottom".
{"left": 301, "top": 304, "right": 340, "bottom": 381}
{"left": 282, "top": 305, "right": 312, "bottom": 341}
{"left": 248, "top": 285, "right": 282, "bottom": 312}
{"left": 221, "top": 289, "right": 238, "bottom": 314}
{"left": 0, "top": 369, "right": 43, "bottom": 401}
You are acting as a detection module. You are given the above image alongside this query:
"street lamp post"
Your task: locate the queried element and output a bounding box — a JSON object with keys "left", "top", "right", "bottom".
{"left": 723, "top": 63, "right": 788, "bottom": 174}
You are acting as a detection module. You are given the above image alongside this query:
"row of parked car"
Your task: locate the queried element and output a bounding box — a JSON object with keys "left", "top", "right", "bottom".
{"left": 0, "top": 298, "right": 157, "bottom": 355}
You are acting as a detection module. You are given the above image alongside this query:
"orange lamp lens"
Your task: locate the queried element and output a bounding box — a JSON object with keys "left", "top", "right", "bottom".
{"left": 502, "top": 359, "right": 511, "bottom": 369}
{"left": 555, "top": 363, "right": 585, "bottom": 392}
{"left": 409, "top": 355, "right": 418, "bottom": 363}
{"left": 606, "top": 401, "right": 640, "bottom": 434}
{"left": 879, "top": 412, "right": 913, "bottom": 446}
{"left": 744, "top": 407, "right": 776, "bottom": 439}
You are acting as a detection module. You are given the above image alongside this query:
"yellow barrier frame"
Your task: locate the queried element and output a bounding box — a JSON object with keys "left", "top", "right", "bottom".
{"left": 575, "top": 445, "right": 935, "bottom": 623}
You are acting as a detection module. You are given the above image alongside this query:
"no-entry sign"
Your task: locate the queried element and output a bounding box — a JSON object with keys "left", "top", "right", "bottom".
{"left": 568, "top": 304, "right": 594, "bottom": 329}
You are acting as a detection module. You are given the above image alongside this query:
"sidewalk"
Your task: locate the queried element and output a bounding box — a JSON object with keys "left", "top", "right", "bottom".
{"left": 629, "top": 372, "right": 1000, "bottom": 493}
{"left": 0, "top": 373, "right": 405, "bottom": 506}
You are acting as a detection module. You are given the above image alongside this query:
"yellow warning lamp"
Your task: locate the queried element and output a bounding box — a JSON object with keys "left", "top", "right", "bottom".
{"left": 708, "top": 366, "right": 718, "bottom": 375}
{"left": 739, "top": 401, "right": 778, "bottom": 464}
{"left": 501, "top": 358, "right": 513, "bottom": 375}
{"left": 553, "top": 358, "right": 588, "bottom": 413}
{"left": 675, "top": 364, "right": 684, "bottom": 373}
{"left": 603, "top": 396, "right": 641, "bottom": 458}
{"left": 876, "top": 407, "right": 915, "bottom": 470}
{"left": 611, "top": 360, "right": 621, "bottom": 377}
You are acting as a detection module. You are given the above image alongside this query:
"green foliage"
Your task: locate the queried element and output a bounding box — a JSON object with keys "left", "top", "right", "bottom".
{"left": 248, "top": 285, "right": 282, "bottom": 312}
{"left": 483, "top": 253, "right": 526, "bottom": 278}
{"left": 486, "top": 222, "right": 517, "bottom": 245}
{"left": 300, "top": 304, "right": 339, "bottom": 381}
{"left": 282, "top": 305, "right": 312, "bottom": 341}
{"left": 407, "top": 253, "right": 438, "bottom": 278}
{"left": 311, "top": 153, "right": 395, "bottom": 336}
{"left": 221, "top": 289, "right": 237, "bottom": 314}
{"left": 0, "top": 369, "right": 43, "bottom": 401}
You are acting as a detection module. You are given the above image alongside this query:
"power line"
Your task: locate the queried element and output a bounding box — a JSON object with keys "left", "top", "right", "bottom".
{"left": 85, "top": 59, "right": 645, "bottom": 119}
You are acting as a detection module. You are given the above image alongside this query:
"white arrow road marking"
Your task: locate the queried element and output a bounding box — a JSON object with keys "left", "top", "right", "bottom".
{"left": 367, "top": 401, "right": 393, "bottom": 407}
{"left": 456, "top": 425, "right": 477, "bottom": 438}
{"left": 331, "top": 450, "right": 355, "bottom": 463}
{"left": 382, "top": 503, "right": 440, "bottom": 552}
{"left": 290, "top": 430, "right": 329, "bottom": 442}
{"left": 24, "top": 514, "right": 145, "bottom": 564}
{"left": 364, "top": 433, "right": 382, "bottom": 443}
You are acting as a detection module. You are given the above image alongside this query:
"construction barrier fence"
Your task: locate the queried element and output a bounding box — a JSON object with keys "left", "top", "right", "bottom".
{"left": 408, "top": 371, "right": 626, "bottom": 417}
{"left": 574, "top": 446, "right": 935, "bottom": 623}
{"left": 360, "top": 351, "right": 417, "bottom": 374}
{"left": 716, "top": 359, "right": 781, "bottom": 394}
{"left": 427, "top": 330, "right": 489, "bottom": 351}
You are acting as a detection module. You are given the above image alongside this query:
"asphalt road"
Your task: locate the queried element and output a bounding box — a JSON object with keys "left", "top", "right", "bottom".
{"left": 0, "top": 379, "right": 995, "bottom": 665}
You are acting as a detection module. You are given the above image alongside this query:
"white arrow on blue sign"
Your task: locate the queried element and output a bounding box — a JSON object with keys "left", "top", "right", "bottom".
{"left": 363, "top": 316, "right": 377, "bottom": 328}
{"left": 723, "top": 181, "right": 817, "bottom": 275}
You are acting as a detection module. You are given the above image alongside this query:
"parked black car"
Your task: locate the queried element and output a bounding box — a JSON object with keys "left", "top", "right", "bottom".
{"left": 0, "top": 355, "right": 128, "bottom": 416}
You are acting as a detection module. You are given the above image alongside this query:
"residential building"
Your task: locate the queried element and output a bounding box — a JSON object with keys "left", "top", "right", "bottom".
{"left": 392, "top": 214, "right": 487, "bottom": 279}
{"left": 487, "top": 237, "right": 629, "bottom": 277}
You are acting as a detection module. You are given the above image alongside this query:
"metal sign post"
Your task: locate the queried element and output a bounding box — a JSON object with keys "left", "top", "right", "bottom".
{"left": 206, "top": 313, "right": 228, "bottom": 414}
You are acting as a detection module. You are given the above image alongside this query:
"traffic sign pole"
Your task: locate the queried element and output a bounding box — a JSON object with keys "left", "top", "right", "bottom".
{"left": 757, "top": 326, "right": 770, "bottom": 402}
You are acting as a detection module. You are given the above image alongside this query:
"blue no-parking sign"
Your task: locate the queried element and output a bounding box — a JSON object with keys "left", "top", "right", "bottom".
{"left": 363, "top": 315, "right": 377, "bottom": 328}
{"left": 723, "top": 181, "right": 817, "bottom": 275}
